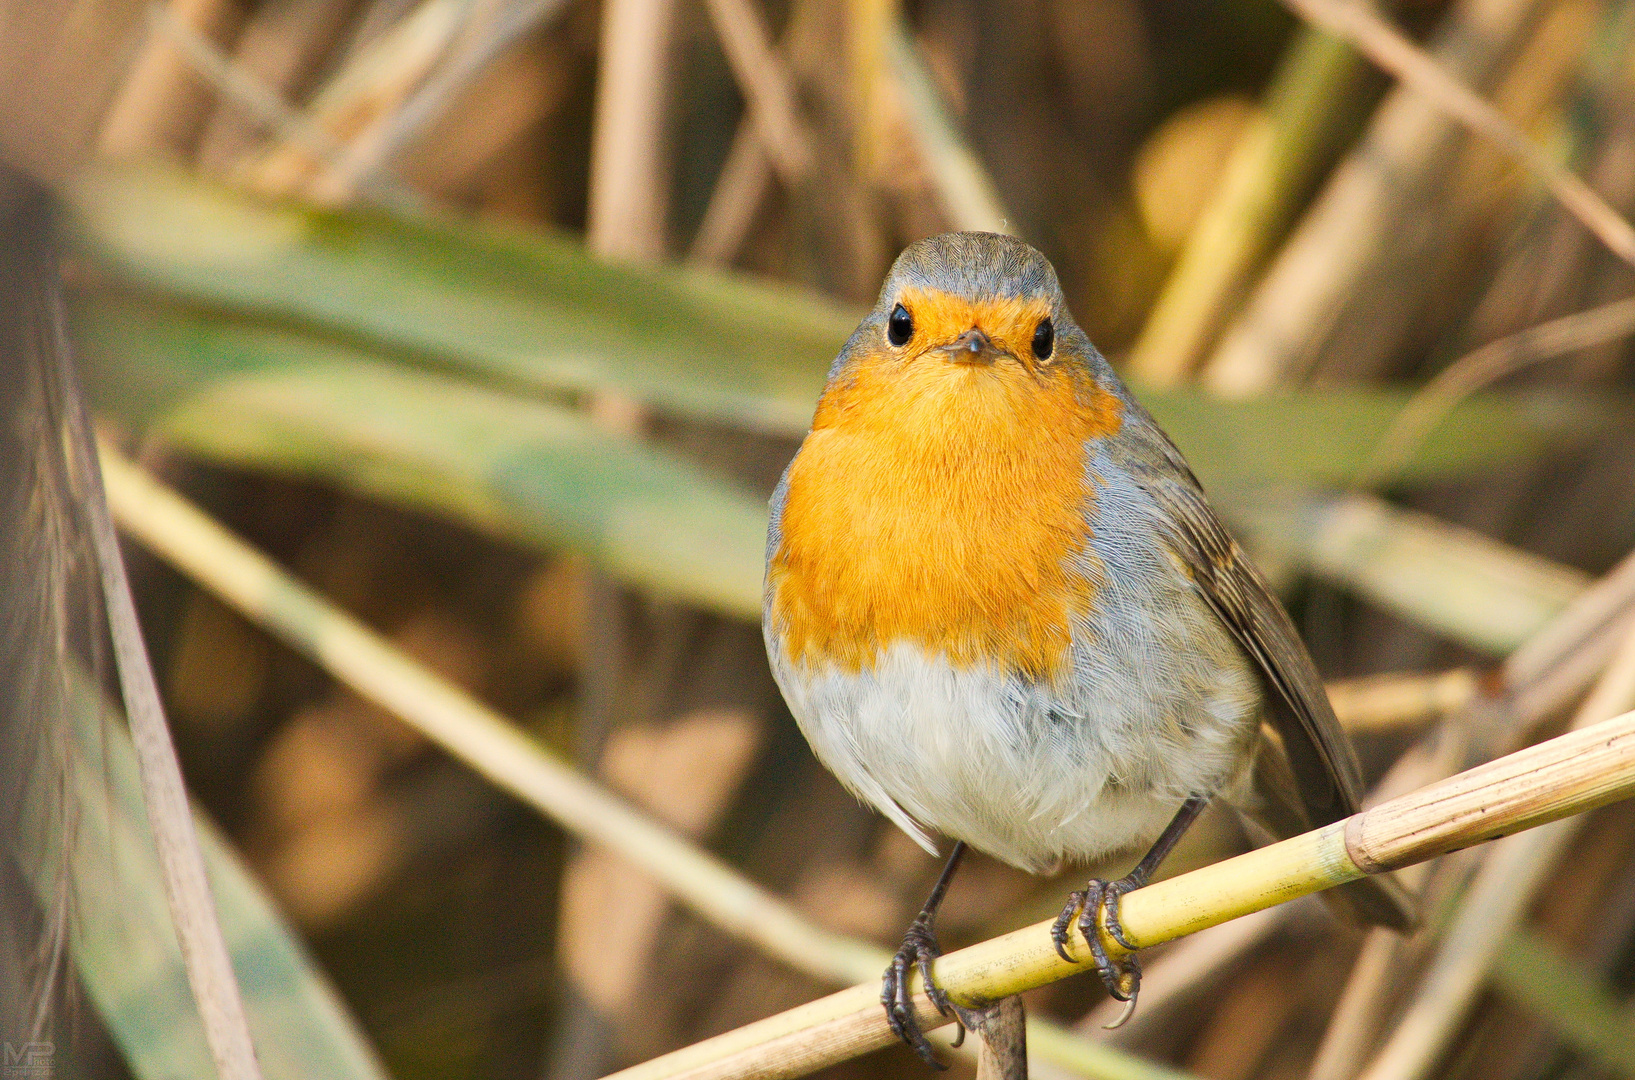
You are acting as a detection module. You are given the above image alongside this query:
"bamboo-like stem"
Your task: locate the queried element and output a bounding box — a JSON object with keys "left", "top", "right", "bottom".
{"left": 1079, "top": 902, "right": 1295, "bottom": 1037}
{"left": 1126, "top": 27, "right": 1365, "bottom": 387}
{"left": 98, "top": 445, "right": 1173, "bottom": 1080}
{"left": 1355, "top": 612, "right": 1635, "bottom": 1080}
{"left": 1280, "top": 0, "right": 1635, "bottom": 267}
{"left": 601, "top": 710, "right": 1635, "bottom": 1080}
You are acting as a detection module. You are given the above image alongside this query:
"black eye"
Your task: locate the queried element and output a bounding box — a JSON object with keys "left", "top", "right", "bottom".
{"left": 887, "top": 303, "right": 913, "bottom": 347}
{"left": 1032, "top": 317, "right": 1054, "bottom": 360}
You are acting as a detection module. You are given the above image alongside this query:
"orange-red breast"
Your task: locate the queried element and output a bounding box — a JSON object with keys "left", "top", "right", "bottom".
{"left": 762, "top": 232, "right": 1414, "bottom": 1061}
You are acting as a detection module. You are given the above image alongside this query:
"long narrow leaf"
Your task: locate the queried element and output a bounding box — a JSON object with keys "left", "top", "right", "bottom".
{"left": 75, "top": 295, "right": 768, "bottom": 618}
{"left": 67, "top": 166, "right": 1628, "bottom": 488}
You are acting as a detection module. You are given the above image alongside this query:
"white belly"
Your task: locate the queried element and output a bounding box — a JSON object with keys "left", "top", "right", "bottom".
{"left": 768, "top": 633, "right": 1261, "bottom": 874}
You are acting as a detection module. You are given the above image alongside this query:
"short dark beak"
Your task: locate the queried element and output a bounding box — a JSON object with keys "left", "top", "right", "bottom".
{"left": 938, "top": 328, "right": 1005, "bottom": 365}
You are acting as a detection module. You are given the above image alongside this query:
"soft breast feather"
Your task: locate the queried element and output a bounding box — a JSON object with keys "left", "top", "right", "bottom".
{"left": 766, "top": 352, "right": 1121, "bottom": 684}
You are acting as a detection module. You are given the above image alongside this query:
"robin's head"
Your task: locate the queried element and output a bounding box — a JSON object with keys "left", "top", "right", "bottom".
{"left": 814, "top": 232, "right": 1120, "bottom": 437}
{"left": 865, "top": 232, "right": 1070, "bottom": 377}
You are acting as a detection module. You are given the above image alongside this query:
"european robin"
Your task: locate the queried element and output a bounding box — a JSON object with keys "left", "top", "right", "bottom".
{"left": 762, "top": 233, "right": 1415, "bottom": 1063}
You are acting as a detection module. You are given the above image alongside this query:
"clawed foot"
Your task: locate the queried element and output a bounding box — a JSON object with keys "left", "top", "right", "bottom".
{"left": 1051, "top": 876, "right": 1143, "bottom": 1024}
{"left": 882, "top": 915, "right": 983, "bottom": 1067}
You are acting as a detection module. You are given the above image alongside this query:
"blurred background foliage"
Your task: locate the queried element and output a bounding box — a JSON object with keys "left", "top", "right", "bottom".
{"left": 10, "top": 0, "right": 1635, "bottom": 1078}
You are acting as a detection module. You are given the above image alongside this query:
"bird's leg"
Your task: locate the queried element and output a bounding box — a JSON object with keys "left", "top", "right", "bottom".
{"left": 1051, "top": 795, "right": 1211, "bottom": 1022}
{"left": 883, "top": 841, "right": 982, "bottom": 1067}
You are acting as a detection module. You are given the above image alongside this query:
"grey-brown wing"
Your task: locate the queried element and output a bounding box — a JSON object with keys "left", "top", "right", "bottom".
{"left": 1122, "top": 419, "right": 1415, "bottom": 929}
{"left": 1126, "top": 431, "right": 1365, "bottom": 826}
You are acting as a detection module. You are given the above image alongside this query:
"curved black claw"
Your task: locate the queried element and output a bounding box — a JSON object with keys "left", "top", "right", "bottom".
{"left": 1051, "top": 878, "right": 1144, "bottom": 1009}
{"left": 882, "top": 915, "right": 969, "bottom": 1068}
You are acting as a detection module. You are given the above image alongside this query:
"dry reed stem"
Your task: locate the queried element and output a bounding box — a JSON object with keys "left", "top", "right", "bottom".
{"left": 1499, "top": 548, "right": 1635, "bottom": 746}
{"left": 1203, "top": 0, "right": 1542, "bottom": 397}
{"left": 64, "top": 419, "right": 262, "bottom": 1073}
{"left": 1281, "top": 0, "right": 1635, "bottom": 268}
{"left": 586, "top": 0, "right": 677, "bottom": 260}
{"left": 1126, "top": 28, "right": 1365, "bottom": 387}
{"left": 885, "top": 17, "right": 1011, "bottom": 235}
{"left": 599, "top": 709, "right": 1635, "bottom": 1080}
{"left": 1307, "top": 927, "right": 1406, "bottom": 1080}
{"left": 702, "top": 0, "right": 811, "bottom": 182}
{"left": 1354, "top": 612, "right": 1635, "bottom": 1080}
{"left": 1357, "top": 297, "right": 1635, "bottom": 486}
{"left": 98, "top": 447, "right": 1166, "bottom": 1080}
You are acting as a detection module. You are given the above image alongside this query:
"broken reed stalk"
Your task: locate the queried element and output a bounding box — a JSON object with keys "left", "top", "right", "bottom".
{"left": 1281, "top": 0, "right": 1635, "bottom": 267}
{"left": 599, "top": 709, "right": 1635, "bottom": 1080}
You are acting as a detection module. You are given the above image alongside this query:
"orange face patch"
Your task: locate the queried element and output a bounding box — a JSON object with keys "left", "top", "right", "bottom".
{"left": 768, "top": 290, "right": 1124, "bottom": 682}
{"left": 890, "top": 287, "right": 1055, "bottom": 369}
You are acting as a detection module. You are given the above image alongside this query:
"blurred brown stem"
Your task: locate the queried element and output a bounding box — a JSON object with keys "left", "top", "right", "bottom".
{"left": 1356, "top": 296, "right": 1635, "bottom": 487}
{"left": 702, "top": 0, "right": 811, "bottom": 183}
{"left": 586, "top": 0, "right": 676, "bottom": 260}
{"left": 1280, "top": 0, "right": 1635, "bottom": 268}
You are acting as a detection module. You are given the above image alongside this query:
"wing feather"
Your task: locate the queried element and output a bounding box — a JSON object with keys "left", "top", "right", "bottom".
{"left": 1120, "top": 423, "right": 1363, "bottom": 825}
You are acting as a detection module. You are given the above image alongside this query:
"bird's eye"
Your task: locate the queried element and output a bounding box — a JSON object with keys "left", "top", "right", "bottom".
{"left": 887, "top": 303, "right": 913, "bottom": 347}
{"left": 1032, "top": 317, "right": 1054, "bottom": 360}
